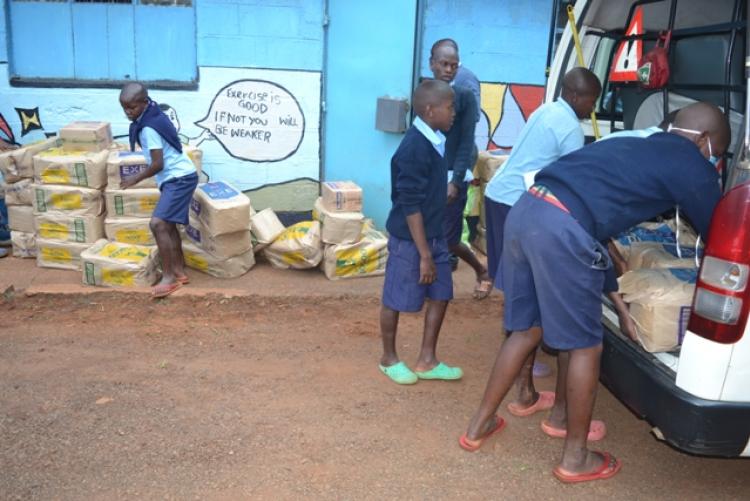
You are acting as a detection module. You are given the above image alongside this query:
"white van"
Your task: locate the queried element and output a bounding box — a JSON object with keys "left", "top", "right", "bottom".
{"left": 547, "top": 0, "right": 750, "bottom": 456}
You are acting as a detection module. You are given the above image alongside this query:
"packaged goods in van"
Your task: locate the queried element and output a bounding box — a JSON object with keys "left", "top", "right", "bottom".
{"left": 105, "top": 217, "right": 155, "bottom": 246}
{"left": 321, "top": 181, "right": 363, "bottom": 212}
{"left": 32, "top": 147, "right": 108, "bottom": 189}
{"left": 59, "top": 121, "right": 113, "bottom": 152}
{"left": 35, "top": 212, "right": 104, "bottom": 244}
{"left": 3, "top": 178, "right": 34, "bottom": 205}
{"left": 312, "top": 197, "right": 364, "bottom": 245}
{"left": 249, "top": 207, "right": 284, "bottom": 245}
{"left": 10, "top": 231, "right": 36, "bottom": 258}
{"left": 7, "top": 204, "right": 35, "bottom": 233}
{"left": 81, "top": 239, "right": 159, "bottom": 288}
{"left": 322, "top": 226, "right": 388, "bottom": 280}
{"left": 626, "top": 242, "right": 697, "bottom": 270}
{"left": 184, "top": 216, "right": 252, "bottom": 259}
{"left": 182, "top": 241, "right": 255, "bottom": 278}
{"left": 190, "top": 181, "right": 250, "bottom": 236}
{"left": 106, "top": 151, "right": 157, "bottom": 190}
{"left": 2, "top": 137, "right": 61, "bottom": 182}
{"left": 33, "top": 184, "right": 104, "bottom": 216}
{"left": 36, "top": 238, "right": 91, "bottom": 271}
{"left": 263, "top": 221, "right": 323, "bottom": 270}
{"left": 618, "top": 268, "right": 697, "bottom": 353}
{"left": 104, "top": 188, "right": 160, "bottom": 218}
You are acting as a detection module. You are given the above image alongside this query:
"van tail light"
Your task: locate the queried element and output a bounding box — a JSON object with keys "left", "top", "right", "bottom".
{"left": 688, "top": 182, "right": 750, "bottom": 344}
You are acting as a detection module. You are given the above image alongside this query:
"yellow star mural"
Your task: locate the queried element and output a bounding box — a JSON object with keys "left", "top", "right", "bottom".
{"left": 15, "top": 107, "right": 43, "bottom": 136}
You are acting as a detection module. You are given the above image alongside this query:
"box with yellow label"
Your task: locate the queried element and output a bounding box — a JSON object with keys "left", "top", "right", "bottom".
{"left": 313, "top": 197, "right": 364, "bottom": 245}
{"left": 7, "top": 204, "right": 35, "bottom": 233}
{"left": 60, "top": 121, "right": 113, "bottom": 152}
{"left": 104, "top": 188, "right": 160, "bottom": 218}
{"left": 263, "top": 220, "right": 323, "bottom": 270}
{"left": 106, "top": 151, "right": 157, "bottom": 190}
{"left": 184, "top": 216, "right": 252, "bottom": 259}
{"left": 182, "top": 241, "right": 255, "bottom": 278}
{"left": 322, "top": 227, "right": 388, "bottom": 280}
{"left": 36, "top": 238, "right": 91, "bottom": 271}
{"left": 2, "top": 137, "right": 61, "bottom": 183}
{"left": 80, "top": 239, "right": 159, "bottom": 288}
{"left": 33, "top": 147, "right": 108, "bottom": 189}
{"left": 3, "top": 178, "right": 34, "bottom": 205}
{"left": 34, "top": 213, "right": 105, "bottom": 244}
{"left": 32, "top": 184, "right": 104, "bottom": 216}
{"left": 190, "top": 181, "right": 250, "bottom": 236}
{"left": 105, "top": 217, "right": 155, "bottom": 246}
{"left": 11, "top": 231, "right": 36, "bottom": 258}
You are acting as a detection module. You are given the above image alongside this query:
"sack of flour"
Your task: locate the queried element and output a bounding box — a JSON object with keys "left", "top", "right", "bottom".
{"left": 322, "top": 226, "right": 388, "bottom": 280}
{"left": 35, "top": 212, "right": 105, "bottom": 243}
{"left": 182, "top": 241, "right": 256, "bottom": 278}
{"left": 36, "top": 238, "right": 91, "bottom": 271}
{"left": 263, "top": 220, "right": 323, "bottom": 269}
{"left": 81, "top": 239, "right": 159, "bottom": 288}
{"left": 104, "top": 188, "right": 160, "bottom": 218}
{"left": 313, "top": 197, "right": 364, "bottom": 245}
{"left": 11, "top": 231, "right": 36, "bottom": 258}
{"left": 190, "top": 181, "right": 250, "bottom": 236}
{"left": 105, "top": 217, "right": 155, "bottom": 246}
{"left": 33, "top": 147, "right": 108, "bottom": 189}
{"left": 33, "top": 184, "right": 104, "bottom": 216}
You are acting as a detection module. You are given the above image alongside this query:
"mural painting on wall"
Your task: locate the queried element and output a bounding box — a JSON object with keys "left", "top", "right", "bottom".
{"left": 475, "top": 83, "right": 545, "bottom": 152}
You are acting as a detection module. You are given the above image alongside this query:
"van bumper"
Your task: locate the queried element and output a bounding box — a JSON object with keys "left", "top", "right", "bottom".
{"left": 600, "top": 324, "right": 750, "bottom": 457}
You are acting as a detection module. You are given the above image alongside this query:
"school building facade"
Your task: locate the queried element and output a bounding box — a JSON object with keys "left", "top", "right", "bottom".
{"left": 0, "top": 0, "right": 552, "bottom": 226}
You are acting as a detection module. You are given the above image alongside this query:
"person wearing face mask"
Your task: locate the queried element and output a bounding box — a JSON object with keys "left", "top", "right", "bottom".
{"left": 460, "top": 101, "right": 729, "bottom": 484}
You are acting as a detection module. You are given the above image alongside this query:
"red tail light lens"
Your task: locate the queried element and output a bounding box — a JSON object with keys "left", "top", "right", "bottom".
{"left": 688, "top": 182, "right": 750, "bottom": 344}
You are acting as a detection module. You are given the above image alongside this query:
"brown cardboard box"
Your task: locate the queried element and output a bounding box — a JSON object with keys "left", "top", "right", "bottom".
{"left": 33, "top": 147, "right": 109, "bottom": 189}
{"left": 11, "top": 231, "right": 36, "bottom": 258}
{"left": 191, "top": 181, "right": 250, "bottom": 236}
{"left": 81, "top": 239, "right": 159, "bottom": 288}
{"left": 184, "top": 216, "right": 252, "bottom": 259}
{"left": 3, "top": 178, "right": 34, "bottom": 205}
{"left": 60, "top": 121, "right": 113, "bottom": 152}
{"left": 33, "top": 184, "right": 104, "bottom": 217}
{"left": 321, "top": 181, "right": 362, "bottom": 212}
{"left": 312, "top": 197, "right": 364, "bottom": 245}
{"left": 106, "top": 151, "right": 157, "bottom": 189}
{"left": 322, "top": 226, "right": 388, "bottom": 280}
{"left": 7, "top": 204, "right": 35, "bottom": 233}
{"left": 105, "top": 217, "right": 155, "bottom": 246}
{"left": 104, "top": 188, "right": 160, "bottom": 218}
{"left": 36, "top": 238, "right": 91, "bottom": 271}
{"left": 35, "top": 212, "right": 105, "bottom": 244}
{"left": 2, "top": 137, "right": 62, "bottom": 182}
{"left": 183, "top": 241, "right": 256, "bottom": 278}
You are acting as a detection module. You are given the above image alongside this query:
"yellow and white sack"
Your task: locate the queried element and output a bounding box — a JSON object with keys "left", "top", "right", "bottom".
{"left": 2, "top": 137, "right": 61, "bottom": 182}
{"left": 35, "top": 213, "right": 104, "bottom": 244}
{"left": 11, "top": 231, "right": 36, "bottom": 258}
{"left": 184, "top": 216, "right": 252, "bottom": 259}
{"left": 190, "top": 181, "right": 250, "bottom": 236}
{"left": 36, "top": 238, "right": 91, "bottom": 271}
{"left": 250, "top": 207, "right": 284, "bottom": 247}
{"left": 323, "top": 226, "right": 388, "bottom": 280}
{"left": 263, "top": 220, "right": 323, "bottom": 270}
{"left": 7, "top": 204, "right": 35, "bottom": 233}
{"left": 182, "top": 241, "right": 256, "bottom": 278}
{"left": 106, "top": 151, "right": 156, "bottom": 189}
{"left": 32, "top": 147, "right": 108, "bottom": 189}
{"left": 81, "top": 239, "right": 159, "bottom": 288}
{"left": 313, "top": 197, "right": 364, "bottom": 245}
{"left": 33, "top": 184, "right": 104, "bottom": 217}
{"left": 618, "top": 268, "right": 696, "bottom": 353}
{"left": 104, "top": 188, "right": 160, "bottom": 218}
{"left": 3, "top": 178, "right": 34, "bottom": 205}
{"left": 105, "top": 217, "right": 155, "bottom": 246}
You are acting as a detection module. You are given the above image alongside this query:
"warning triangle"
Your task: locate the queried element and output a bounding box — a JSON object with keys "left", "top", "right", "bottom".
{"left": 610, "top": 6, "right": 643, "bottom": 82}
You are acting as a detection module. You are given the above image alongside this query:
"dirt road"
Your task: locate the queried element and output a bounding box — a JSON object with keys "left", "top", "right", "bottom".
{"left": 1, "top": 292, "right": 748, "bottom": 500}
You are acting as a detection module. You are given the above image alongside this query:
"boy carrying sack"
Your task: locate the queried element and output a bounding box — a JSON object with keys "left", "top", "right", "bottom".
{"left": 119, "top": 82, "right": 198, "bottom": 298}
{"left": 379, "top": 79, "right": 463, "bottom": 385}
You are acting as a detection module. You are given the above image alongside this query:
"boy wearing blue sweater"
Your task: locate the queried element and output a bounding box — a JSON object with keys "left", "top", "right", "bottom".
{"left": 379, "top": 79, "right": 463, "bottom": 385}
{"left": 119, "top": 82, "right": 198, "bottom": 298}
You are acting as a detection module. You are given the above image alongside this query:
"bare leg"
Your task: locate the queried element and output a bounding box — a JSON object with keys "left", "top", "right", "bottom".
{"left": 380, "top": 305, "right": 400, "bottom": 367}
{"left": 450, "top": 242, "right": 489, "bottom": 281}
{"left": 465, "top": 327, "right": 542, "bottom": 440}
{"left": 150, "top": 217, "right": 179, "bottom": 286}
{"left": 509, "top": 328, "right": 541, "bottom": 407}
{"left": 547, "top": 351, "right": 569, "bottom": 426}
{"left": 414, "top": 300, "right": 448, "bottom": 372}
{"left": 168, "top": 225, "right": 186, "bottom": 277}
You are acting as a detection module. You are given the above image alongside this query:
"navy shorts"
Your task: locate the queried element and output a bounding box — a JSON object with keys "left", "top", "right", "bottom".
{"left": 382, "top": 236, "right": 453, "bottom": 312}
{"left": 498, "top": 192, "right": 612, "bottom": 350}
{"left": 443, "top": 184, "right": 468, "bottom": 246}
{"left": 153, "top": 172, "right": 199, "bottom": 225}
{"left": 484, "top": 196, "right": 512, "bottom": 282}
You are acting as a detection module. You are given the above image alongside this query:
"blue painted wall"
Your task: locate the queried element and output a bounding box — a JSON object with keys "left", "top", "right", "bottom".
{"left": 0, "top": 0, "right": 7, "bottom": 63}
{"left": 323, "top": 0, "right": 418, "bottom": 228}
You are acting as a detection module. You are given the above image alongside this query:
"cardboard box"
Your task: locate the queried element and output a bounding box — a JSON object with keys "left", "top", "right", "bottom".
{"left": 2, "top": 137, "right": 61, "bottom": 182}
{"left": 36, "top": 238, "right": 91, "bottom": 271}
{"left": 35, "top": 212, "right": 105, "bottom": 244}
{"left": 322, "top": 226, "right": 388, "bottom": 280}
{"left": 33, "top": 184, "right": 104, "bottom": 217}
{"left": 60, "top": 121, "right": 113, "bottom": 152}
{"left": 182, "top": 241, "right": 255, "bottom": 278}
{"left": 7, "top": 204, "right": 35, "bottom": 233}
{"left": 626, "top": 242, "right": 697, "bottom": 270}
{"left": 263, "top": 221, "right": 323, "bottom": 269}
{"left": 474, "top": 151, "right": 508, "bottom": 184}
{"left": 81, "top": 239, "right": 159, "bottom": 288}
{"left": 321, "top": 181, "right": 362, "bottom": 212}
{"left": 184, "top": 216, "right": 252, "bottom": 259}
{"left": 3, "top": 178, "right": 34, "bottom": 205}
{"left": 249, "top": 207, "right": 285, "bottom": 245}
{"left": 312, "top": 197, "right": 364, "bottom": 245}
{"left": 33, "top": 147, "right": 109, "bottom": 189}
{"left": 190, "top": 181, "right": 250, "bottom": 236}
{"left": 104, "top": 188, "right": 160, "bottom": 218}
{"left": 106, "top": 151, "right": 157, "bottom": 190}
{"left": 11, "top": 231, "right": 36, "bottom": 258}
{"left": 105, "top": 217, "right": 155, "bottom": 246}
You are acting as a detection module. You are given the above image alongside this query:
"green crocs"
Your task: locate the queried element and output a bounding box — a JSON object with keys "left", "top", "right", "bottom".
{"left": 379, "top": 361, "right": 418, "bottom": 385}
{"left": 415, "top": 362, "right": 463, "bottom": 380}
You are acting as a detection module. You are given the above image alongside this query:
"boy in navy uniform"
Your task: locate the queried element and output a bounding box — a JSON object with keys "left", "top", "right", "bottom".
{"left": 378, "top": 79, "right": 463, "bottom": 385}
{"left": 119, "top": 82, "right": 198, "bottom": 298}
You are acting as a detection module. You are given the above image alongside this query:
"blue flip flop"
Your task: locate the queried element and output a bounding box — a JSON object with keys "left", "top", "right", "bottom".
{"left": 379, "top": 361, "right": 418, "bottom": 385}
{"left": 415, "top": 362, "right": 463, "bottom": 380}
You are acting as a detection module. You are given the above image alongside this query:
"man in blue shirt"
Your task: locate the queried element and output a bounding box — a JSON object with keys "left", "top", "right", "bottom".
{"left": 460, "top": 102, "right": 729, "bottom": 483}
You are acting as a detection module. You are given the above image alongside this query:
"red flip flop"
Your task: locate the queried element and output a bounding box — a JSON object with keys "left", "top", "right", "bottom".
{"left": 507, "top": 390, "right": 555, "bottom": 417}
{"left": 458, "top": 416, "right": 507, "bottom": 452}
{"left": 553, "top": 451, "right": 622, "bottom": 483}
{"left": 541, "top": 419, "right": 607, "bottom": 441}
{"left": 151, "top": 281, "right": 183, "bottom": 299}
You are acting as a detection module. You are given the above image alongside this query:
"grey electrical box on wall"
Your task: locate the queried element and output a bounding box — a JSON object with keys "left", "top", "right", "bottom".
{"left": 375, "top": 96, "right": 409, "bottom": 133}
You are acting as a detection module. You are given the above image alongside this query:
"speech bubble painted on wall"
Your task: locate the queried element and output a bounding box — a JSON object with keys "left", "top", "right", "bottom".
{"left": 196, "top": 79, "right": 306, "bottom": 162}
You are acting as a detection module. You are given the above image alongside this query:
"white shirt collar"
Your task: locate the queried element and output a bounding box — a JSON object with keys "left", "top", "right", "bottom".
{"left": 413, "top": 116, "right": 446, "bottom": 157}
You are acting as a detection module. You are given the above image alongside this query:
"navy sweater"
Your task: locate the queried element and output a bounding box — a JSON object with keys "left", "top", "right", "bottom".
{"left": 538, "top": 132, "right": 721, "bottom": 241}
{"left": 386, "top": 126, "right": 448, "bottom": 241}
{"left": 129, "top": 99, "right": 183, "bottom": 153}
{"left": 445, "top": 85, "right": 478, "bottom": 188}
